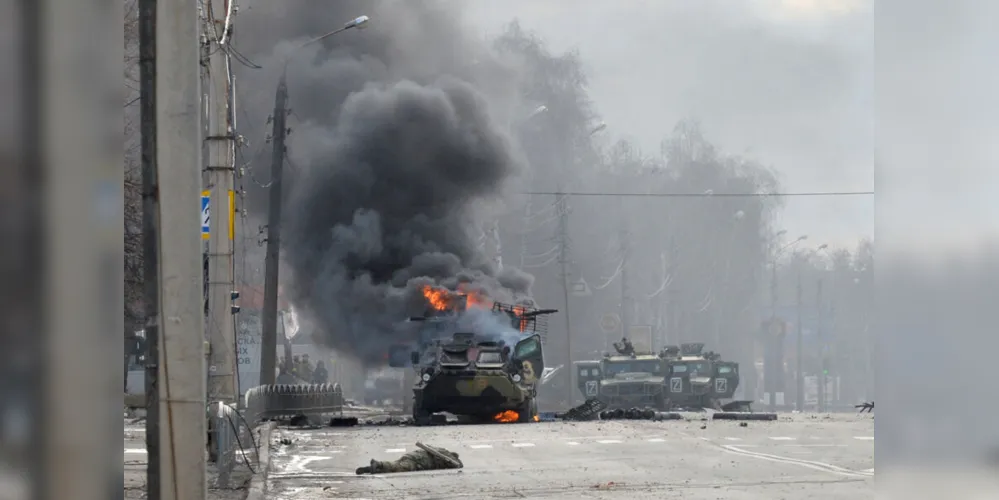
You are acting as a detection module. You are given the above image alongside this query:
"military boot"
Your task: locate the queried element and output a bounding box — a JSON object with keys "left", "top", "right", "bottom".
{"left": 355, "top": 459, "right": 378, "bottom": 475}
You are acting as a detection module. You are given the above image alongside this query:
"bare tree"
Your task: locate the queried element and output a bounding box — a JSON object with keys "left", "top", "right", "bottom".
{"left": 124, "top": 0, "right": 142, "bottom": 339}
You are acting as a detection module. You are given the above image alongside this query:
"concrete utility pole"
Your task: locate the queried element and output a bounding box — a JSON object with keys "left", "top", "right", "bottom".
{"left": 204, "top": 0, "right": 238, "bottom": 402}
{"left": 260, "top": 16, "right": 370, "bottom": 384}
{"left": 618, "top": 210, "right": 631, "bottom": 342}
{"left": 665, "top": 236, "right": 678, "bottom": 346}
{"left": 816, "top": 277, "right": 825, "bottom": 412}
{"left": 795, "top": 268, "right": 804, "bottom": 412}
{"left": 260, "top": 76, "right": 287, "bottom": 386}
{"left": 555, "top": 191, "right": 574, "bottom": 406}
{"left": 767, "top": 260, "right": 779, "bottom": 412}
{"left": 766, "top": 233, "right": 806, "bottom": 411}
{"left": 144, "top": 0, "right": 207, "bottom": 497}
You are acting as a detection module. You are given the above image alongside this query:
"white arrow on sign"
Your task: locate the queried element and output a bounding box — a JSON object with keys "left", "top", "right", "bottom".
{"left": 201, "top": 194, "right": 210, "bottom": 235}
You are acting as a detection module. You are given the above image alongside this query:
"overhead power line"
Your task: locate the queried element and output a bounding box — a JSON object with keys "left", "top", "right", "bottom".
{"left": 521, "top": 190, "right": 874, "bottom": 198}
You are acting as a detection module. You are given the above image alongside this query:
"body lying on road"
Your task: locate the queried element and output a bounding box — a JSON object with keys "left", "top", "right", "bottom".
{"left": 355, "top": 442, "right": 463, "bottom": 475}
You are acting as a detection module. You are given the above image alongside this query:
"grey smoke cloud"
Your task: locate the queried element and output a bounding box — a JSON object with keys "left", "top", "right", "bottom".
{"left": 454, "top": 307, "right": 525, "bottom": 349}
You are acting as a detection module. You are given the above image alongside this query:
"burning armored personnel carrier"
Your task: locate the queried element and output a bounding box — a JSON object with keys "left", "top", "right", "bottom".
{"left": 388, "top": 286, "right": 557, "bottom": 425}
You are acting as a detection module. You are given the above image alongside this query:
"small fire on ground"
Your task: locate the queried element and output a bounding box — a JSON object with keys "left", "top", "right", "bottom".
{"left": 492, "top": 411, "right": 540, "bottom": 423}
{"left": 493, "top": 410, "right": 519, "bottom": 423}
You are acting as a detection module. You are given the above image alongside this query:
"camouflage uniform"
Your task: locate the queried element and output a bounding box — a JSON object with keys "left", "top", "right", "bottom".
{"left": 299, "top": 354, "right": 312, "bottom": 378}
{"left": 355, "top": 445, "right": 462, "bottom": 474}
{"left": 613, "top": 338, "right": 635, "bottom": 356}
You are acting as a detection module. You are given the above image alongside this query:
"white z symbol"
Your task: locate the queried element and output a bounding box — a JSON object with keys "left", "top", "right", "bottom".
{"left": 670, "top": 377, "right": 682, "bottom": 393}
{"left": 715, "top": 378, "right": 727, "bottom": 393}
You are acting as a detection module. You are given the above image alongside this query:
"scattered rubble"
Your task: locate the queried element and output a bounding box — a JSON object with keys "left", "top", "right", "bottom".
{"left": 318, "top": 397, "right": 779, "bottom": 426}
{"left": 557, "top": 398, "right": 607, "bottom": 421}
{"left": 329, "top": 416, "right": 360, "bottom": 427}
{"left": 597, "top": 407, "right": 683, "bottom": 421}
{"left": 711, "top": 411, "right": 777, "bottom": 421}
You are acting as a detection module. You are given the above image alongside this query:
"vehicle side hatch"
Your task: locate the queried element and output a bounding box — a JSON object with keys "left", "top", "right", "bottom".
{"left": 666, "top": 362, "right": 689, "bottom": 395}
{"left": 714, "top": 361, "right": 739, "bottom": 398}
{"left": 512, "top": 334, "right": 544, "bottom": 385}
{"left": 575, "top": 360, "right": 602, "bottom": 399}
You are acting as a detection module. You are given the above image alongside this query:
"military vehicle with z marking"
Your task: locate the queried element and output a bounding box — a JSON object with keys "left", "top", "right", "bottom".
{"left": 661, "top": 342, "right": 747, "bottom": 411}
{"left": 575, "top": 351, "right": 668, "bottom": 410}
{"left": 387, "top": 288, "right": 556, "bottom": 424}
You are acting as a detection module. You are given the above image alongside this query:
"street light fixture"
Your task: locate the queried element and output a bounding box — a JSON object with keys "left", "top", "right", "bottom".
{"left": 526, "top": 105, "right": 549, "bottom": 121}
{"left": 349, "top": 15, "right": 370, "bottom": 29}
{"left": 282, "top": 15, "right": 371, "bottom": 75}
{"left": 260, "top": 15, "right": 370, "bottom": 386}
{"left": 810, "top": 242, "right": 833, "bottom": 411}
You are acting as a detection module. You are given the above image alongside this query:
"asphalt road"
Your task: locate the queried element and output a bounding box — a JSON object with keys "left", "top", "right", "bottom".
{"left": 266, "top": 413, "right": 873, "bottom": 499}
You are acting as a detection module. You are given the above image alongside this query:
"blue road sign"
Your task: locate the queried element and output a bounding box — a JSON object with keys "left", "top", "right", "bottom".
{"left": 201, "top": 193, "right": 210, "bottom": 237}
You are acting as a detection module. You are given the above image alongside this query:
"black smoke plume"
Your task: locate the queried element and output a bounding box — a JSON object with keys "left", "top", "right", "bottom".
{"left": 282, "top": 76, "right": 534, "bottom": 364}
{"left": 235, "top": 1, "right": 541, "bottom": 363}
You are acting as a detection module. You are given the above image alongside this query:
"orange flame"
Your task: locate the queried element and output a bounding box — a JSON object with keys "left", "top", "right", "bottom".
{"left": 513, "top": 305, "right": 528, "bottom": 331}
{"left": 493, "top": 410, "right": 519, "bottom": 423}
{"left": 532, "top": 415, "right": 540, "bottom": 422}
{"left": 422, "top": 286, "right": 453, "bottom": 311}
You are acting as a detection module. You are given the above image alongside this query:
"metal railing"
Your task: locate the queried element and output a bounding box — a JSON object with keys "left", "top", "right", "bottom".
{"left": 209, "top": 382, "right": 344, "bottom": 488}
{"left": 208, "top": 400, "right": 257, "bottom": 488}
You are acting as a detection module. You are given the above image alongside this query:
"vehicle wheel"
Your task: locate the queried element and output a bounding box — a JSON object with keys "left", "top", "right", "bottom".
{"left": 412, "top": 394, "right": 431, "bottom": 426}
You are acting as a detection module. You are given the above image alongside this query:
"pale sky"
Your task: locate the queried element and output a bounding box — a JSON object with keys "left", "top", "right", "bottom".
{"left": 459, "top": 0, "right": 999, "bottom": 255}
{"left": 236, "top": 0, "right": 999, "bottom": 255}
{"left": 463, "top": 0, "right": 875, "bottom": 252}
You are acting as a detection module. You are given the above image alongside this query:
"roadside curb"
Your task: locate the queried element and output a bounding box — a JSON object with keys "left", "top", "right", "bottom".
{"left": 246, "top": 421, "right": 276, "bottom": 500}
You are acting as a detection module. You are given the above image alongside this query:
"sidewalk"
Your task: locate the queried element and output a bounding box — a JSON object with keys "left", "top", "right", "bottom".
{"left": 124, "top": 419, "right": 254, "bottom": 499}
{"left": 124, "top": 456, "right": 253, "bottom": 499}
